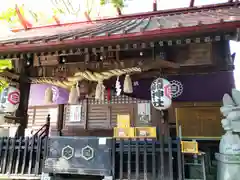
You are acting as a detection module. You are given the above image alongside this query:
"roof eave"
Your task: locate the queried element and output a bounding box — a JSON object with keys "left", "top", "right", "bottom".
{"left": 11, "top": 2, "right": 240, "bottom": 32}
{"left": 1, "top": 21, "right": 240, "bottom": 54}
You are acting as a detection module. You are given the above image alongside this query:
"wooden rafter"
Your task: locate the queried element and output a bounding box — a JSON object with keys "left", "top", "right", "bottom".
{"left": 84, "top": 12, "right": 92, "bottom": 22}
{"left": 15, "top": 4, "right": 32, "bottom": 30}
{"left": 141, "top": 59, "right": 180, "bottom": 71}
{"left": 189, "top": 0, "right": 195, "bottom": 7}
{"left": 0, "top": 69, "right": 20, "bottom": 84}
{"left": 30, "top": 57, "right": 180, "bottom": 89}
{"left": 52, "top": 15, "right": 61, "bottom": 25}
{"left": 153, "top": 0, "right": 157, "bottom": 11}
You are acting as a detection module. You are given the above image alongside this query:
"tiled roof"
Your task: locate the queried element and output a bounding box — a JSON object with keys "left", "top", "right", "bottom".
{"left": 0, "top": 4, "right": 239, "bottom": 53}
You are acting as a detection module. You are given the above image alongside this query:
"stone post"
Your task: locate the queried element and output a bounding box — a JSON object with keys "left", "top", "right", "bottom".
{"left": 216, "top": 89, "right": 240, "bottom": 180}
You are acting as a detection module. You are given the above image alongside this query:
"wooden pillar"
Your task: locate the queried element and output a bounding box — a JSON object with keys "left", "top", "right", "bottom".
{"left": 153, "top": 0, "right": 157, "bottom": 11}
{"left": 15, "top": 57, "right": 31, "bottom": 137}
{"left": 57, "top": 104, "right": 64, "bottom": 135}
{"left": 189, "top": 0, "right": 195, "bottom": 7}
{"left": 84, "top": 99, "right": 89, "bottom": 130}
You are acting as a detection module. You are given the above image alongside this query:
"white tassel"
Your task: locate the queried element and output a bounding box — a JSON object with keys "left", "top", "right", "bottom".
{"left": 95, "top": 81, "right": 102, "bottom": 100}
{"left": 95, "top": 81, "right": 105, "bottom": 101}
{"left": 100, "top": 84, "right": 105, "bottom": 101}
{"left": 123, "top": 74, "right": 133, "bottom": 93}
{"left": 44, "top": 87, "right": 53, "bottom": 104}
{"left": 76, "top": 82, "right": 80, "bottom": 97}
{"left": 115, "top": 76, "right": 121, "bottom": 96}
{"left": 68, "top": 85, "right": 78, "bottom": 104}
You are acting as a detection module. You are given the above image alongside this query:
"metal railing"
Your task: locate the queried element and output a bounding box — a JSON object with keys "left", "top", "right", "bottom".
{"left": 0, "top": 114, "right": 184, "bottom": 180}
{"left": 112, "top": 136, "right": 183, "bottom": 180}
{"left": 32, "top": 114, "right": 50, "bottom": 138}
{"left": 0, "top": 115, "right": 50, "bottom": 179}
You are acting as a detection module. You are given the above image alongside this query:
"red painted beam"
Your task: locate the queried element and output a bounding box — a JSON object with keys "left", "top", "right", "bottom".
{"left": 84, "top": 12, "right": 92, "bottom": 22}
{"left": 15, "top": 5, "right": 32, "bottom": 30}
{"left": 0, "top": 21, "right": 239, "bottom": 53}
{"left": 53, "top": 15, "right": 61, "bottom": 25}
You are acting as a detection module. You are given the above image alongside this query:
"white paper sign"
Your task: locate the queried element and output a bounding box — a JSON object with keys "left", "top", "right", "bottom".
{"left": 69, "top": 105, "right": 82, "bottom": 122}
{"left": 99, "top": 138, "right": 106, "bottom": 145}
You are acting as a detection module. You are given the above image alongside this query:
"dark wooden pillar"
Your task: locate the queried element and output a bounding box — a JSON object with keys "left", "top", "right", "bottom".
{"left": 57, "top": 104, "right": 64, "bottom": 135}
{"left": 153, "top": 0, "right": 157, "bottom": 11}
{"left": 189, "top": 0, "right": 195, "bottom": 7}
{"left": 16, "top": 57, "right": 31, "bottom": 137}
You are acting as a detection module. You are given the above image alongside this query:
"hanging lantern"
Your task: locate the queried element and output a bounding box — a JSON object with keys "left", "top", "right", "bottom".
{"left": 150, "top": 78, "right": 172, "bottom": 110}
{"left": 0, "top": 86, "right": 20, "bottom": 113}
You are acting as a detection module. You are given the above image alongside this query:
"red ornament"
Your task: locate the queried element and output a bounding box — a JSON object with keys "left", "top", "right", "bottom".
{"left": 8, "top": 91, "right": 20, "bottom": 105}
{"left": 107, "top": 89, "right": 111, "bottom": 101}
{"left": 164, "top": 84, "right": 172, "bottom": 99}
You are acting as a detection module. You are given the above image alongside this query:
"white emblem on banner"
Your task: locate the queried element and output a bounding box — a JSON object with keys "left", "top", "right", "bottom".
{"left": 51, "top": 86, "right": 59, "bottom": 102}
{"left": 170, "top": 80, "right": 183, "bottom": 98}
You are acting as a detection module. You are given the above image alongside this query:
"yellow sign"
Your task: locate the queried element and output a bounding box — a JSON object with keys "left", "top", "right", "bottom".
{"left": 181, "top": 141, "right": 199, "bottom": 154}
{"left": 114, "top": 127, "right": 135, "bottom": 138}
{"left": 117, "top": 114, "right": 130, "bottom": 128}
{"left": 135, "top": 127, "right": 157, "bottom": 138}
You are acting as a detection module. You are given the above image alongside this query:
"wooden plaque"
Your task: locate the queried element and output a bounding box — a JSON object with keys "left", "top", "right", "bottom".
{"left": 176, "top": 106, "right": 223, "bottom": 139}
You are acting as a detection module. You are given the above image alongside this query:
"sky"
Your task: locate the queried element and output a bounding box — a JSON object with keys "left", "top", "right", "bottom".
{"left": 0, "top": 0, "right": 239, "bottom": 89}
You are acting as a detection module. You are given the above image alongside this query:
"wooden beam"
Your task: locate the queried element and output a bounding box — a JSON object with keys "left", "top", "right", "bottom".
{"left": 141, "top": 59, "right": 180, "bottom": 71}
{"left": 15, "top": 5, "right": 32, "bottom": 30}
{"left": 153, "top": 0, "right": 157, "bottom": 11}
{"left": 116, "top": 7, "right": 122, "bottom": 16}
{"left": 84, "top": 99, "right": 88, "bottom": 130}
{"left": 84, "top": 12, "right": 92, "bottom": 22}
{"left": 57, "top": 104, "right": 64, "bottom": 135}
{"left": 189, "top": 0, "right": 195, "bottom": 7}
{"left": 15, "top": 58, "right": 31, "bottom": 137}
{"left": 53, "top": 15, "right": 61, "bottom": 25}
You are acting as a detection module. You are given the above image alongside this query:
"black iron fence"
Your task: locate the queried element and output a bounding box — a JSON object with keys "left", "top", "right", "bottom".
{"left": 0, "top": 136, "right": 48, "bottom": 179}
{"left": 0, "top": 115, "right": 184, "bottom": 179}
{"left": 112, "top": 136, "right": 183, "bottom": 180}
{"left": 32, "top": 114, "right": 50, "bottom": 138}
{"left": 0, "top": 137, "right": 183, "bottom": 179}
{"left": 0, "top": 115, "right": 50, "bottom": 179}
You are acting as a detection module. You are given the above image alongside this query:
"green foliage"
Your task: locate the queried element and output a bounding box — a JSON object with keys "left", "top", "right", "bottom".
{"left": 0, "top": 8, "right": 17, "bottom": 23}
{"left": 0, "top": 5, "right": 25, "bottom": 24}
{"left": 0, "top": 60, "right": 13, "bottom": 93}
{"left": 100, "top": 0, "right": 124, "bottom": 8}
{"left": 52, "top": 8, "right": 65, "bottom": 15}
{"left": 51, "top": 0, "right": 81, "bottom": 17}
